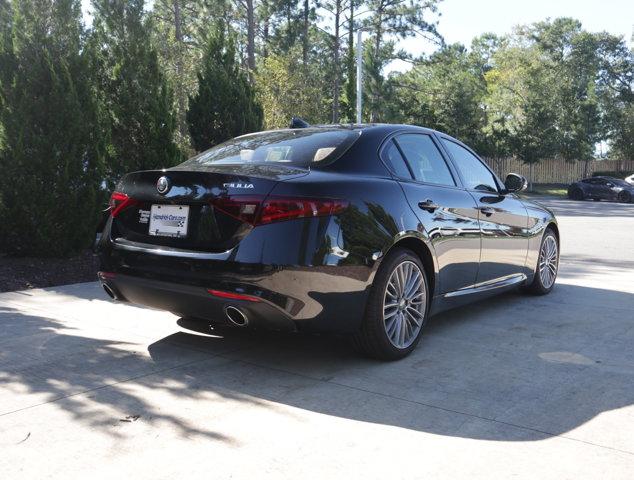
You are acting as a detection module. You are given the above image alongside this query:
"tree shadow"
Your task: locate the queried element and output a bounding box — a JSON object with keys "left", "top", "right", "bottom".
{"left": 0, "top": 305, "right": 247, "bottom": 443}
{"left": 1, "top": 282, "right": 633, "bottom": 448}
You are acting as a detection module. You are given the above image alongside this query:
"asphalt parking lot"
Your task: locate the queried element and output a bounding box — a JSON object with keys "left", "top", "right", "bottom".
{"left": 1, "top": 198, "right": 633, "bottom": 479}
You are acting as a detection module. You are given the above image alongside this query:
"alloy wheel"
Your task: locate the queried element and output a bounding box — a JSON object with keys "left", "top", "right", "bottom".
{"left": 383, "top": 261, "right": 427, "bottom": 349}
{"left": 539, "top": 235, "right": 558, "bottom": 289}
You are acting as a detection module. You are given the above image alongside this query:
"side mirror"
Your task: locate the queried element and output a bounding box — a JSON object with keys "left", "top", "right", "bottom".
{"left": 504, "top": 173, "right": 528, "bottom": 193}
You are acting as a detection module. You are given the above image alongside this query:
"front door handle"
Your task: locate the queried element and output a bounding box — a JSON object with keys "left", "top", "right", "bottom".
{"left": 479, "top": 207, "right": 495, "bottom": 217}
{"left": 418, "top": 199, "right": 439, "bottom": 212}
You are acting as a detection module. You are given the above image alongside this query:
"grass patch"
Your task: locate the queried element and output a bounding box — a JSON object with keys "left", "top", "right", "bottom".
{"left": 525, "top": 184, "right": 568, "bottom": 197}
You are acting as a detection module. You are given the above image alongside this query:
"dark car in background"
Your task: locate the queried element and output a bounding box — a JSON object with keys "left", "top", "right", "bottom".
{"left": 568, "top": 176, "right": 634, "bottom": 203}
{"left": 96, "top": 124, "right": 560, "bottom": 360}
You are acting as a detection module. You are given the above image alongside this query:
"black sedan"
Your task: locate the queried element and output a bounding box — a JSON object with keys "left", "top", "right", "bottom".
{"left": 97, "top": 124, "right": 559, "bottom": 360}
{"left": 568, "top": 176, "right": 634, "bottom": 203}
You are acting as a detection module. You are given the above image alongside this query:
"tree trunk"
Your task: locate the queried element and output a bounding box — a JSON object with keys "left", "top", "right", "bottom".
{"left": 302, "top": 0, "right": 309, "bottom": 65}
{"left": 342, "top": 0, "right": 355, "bottom": 122}
{"left": 331, "top": 0, "right": 341, "bottom": 123}
{"left": 370, "top": 4, "right": 383, "bottom": 122}
{"left": 262, "top": 0, "right": 269, "bottom": 58}
{"left": 246, "top": 0, "right": 256, "bottom": 75}
{"left": 172, "top": 0, "right": 186, "bottom": 141}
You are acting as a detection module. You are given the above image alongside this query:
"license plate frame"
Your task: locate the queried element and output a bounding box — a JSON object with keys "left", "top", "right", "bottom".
{"left": 148, "top": 204, "right": 190, "bottom": 238}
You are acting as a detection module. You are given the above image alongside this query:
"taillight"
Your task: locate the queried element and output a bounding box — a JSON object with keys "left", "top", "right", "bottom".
{"left": 109, "top": 191, "right": 138, "bottom": 217}
{"left": 207, "top": 289, "right": 261, "bottom": 302}
{"left": 212, "top": 196, "right": 348, "bottom": 226}
{"left": 212, "top": 196, "right": 262, "bottom": 225}
{"left": 259, "top": 197, "right": 348, "bottom": 224}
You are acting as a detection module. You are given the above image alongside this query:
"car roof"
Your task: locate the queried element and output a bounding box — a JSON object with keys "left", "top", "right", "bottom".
{"left": 237, "top": 123, "right": 462, "bottom": 146}
{"left": 264, "top": 122, "right": 444, "bottom": 134}
{"left": 313, "top": 123, "right": 441, "bottom": 135}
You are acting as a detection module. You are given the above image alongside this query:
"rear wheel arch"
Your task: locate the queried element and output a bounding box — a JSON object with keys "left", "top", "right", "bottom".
{"left": 384, "top": 237, "right": 437, "bottom": 298}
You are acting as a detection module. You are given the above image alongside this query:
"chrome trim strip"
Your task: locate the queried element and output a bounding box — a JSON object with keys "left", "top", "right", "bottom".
{"left": 112, "top": 238, "right": 232, "bottom": 260}
{"left": 444, "top": 273, "right": 527, "bottom": 298}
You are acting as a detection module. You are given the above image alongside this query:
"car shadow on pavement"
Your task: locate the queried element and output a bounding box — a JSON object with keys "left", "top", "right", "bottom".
{"left": 1, "top": 282, "right": 633, "bottom": 447}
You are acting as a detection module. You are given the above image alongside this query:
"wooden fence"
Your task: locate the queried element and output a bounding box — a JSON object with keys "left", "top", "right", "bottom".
{"left": 484, "top": 158, "right": 634, "bottom": 184}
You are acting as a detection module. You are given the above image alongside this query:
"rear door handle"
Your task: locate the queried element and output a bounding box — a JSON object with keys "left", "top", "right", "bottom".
{"left": 479, "top": 207, "right": 494, "bottom": 217}
{"left": 418, "top": 199, "right": 439, "bottom": 212}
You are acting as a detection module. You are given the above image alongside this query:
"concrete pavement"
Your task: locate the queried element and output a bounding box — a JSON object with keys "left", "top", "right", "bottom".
{"left": 1, "top": 198, "right": 633, "bottom": 479}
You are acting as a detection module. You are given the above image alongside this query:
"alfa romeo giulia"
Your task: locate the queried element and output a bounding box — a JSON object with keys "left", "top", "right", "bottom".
{"left": 96, "top": 124, "right": 560, "bottom": 360}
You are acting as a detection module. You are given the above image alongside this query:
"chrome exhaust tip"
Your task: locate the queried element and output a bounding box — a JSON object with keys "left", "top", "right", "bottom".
{"left": 102, "top": 283, "right": 117, "bottom": 300}
{"left": 225, "top": 306, "right": 248, "bottom": 327}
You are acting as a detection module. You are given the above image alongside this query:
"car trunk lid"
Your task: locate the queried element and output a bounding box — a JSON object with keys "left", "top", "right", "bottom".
{"left": 110, "top": 164, "right": 309, "bottom": 252}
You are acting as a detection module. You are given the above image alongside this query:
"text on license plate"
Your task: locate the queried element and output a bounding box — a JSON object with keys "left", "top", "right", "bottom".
{"left": 148, "top": 204, "right": 189, "bottom": 237}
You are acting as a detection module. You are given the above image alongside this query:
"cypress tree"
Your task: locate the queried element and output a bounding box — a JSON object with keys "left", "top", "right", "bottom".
{"left": 0, "top": 0, "right": 105, "bottom": 256}
{"left": 187, "top": 22, "right": 263, "bottom": 152}
{"left": 89, "top": 0, "right": 180, "bottom": 187}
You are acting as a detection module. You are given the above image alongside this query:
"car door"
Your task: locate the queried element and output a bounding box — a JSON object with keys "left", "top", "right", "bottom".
{"left": 600, "top": 179, "right": 618, "bottom": 200}
{"left": 587, "top": 178, "right": 607, "bottom": 199}
{"left": 580, "top": 178, "right": 594, "bottom": 196}
{"left": 381, "top": 133, "right": 481, "bottom": 294}
{"left": 438, "top": 137, "right": 529, "bottom": 285}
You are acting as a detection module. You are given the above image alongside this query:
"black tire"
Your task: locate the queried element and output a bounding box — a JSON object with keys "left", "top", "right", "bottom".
{"left": 524, "top": 228, "right": 559, "bottom": 295}
{"left": 352, "top": 248, "right": 430, "bottom": 361}
{"left": 617, "top": 191, "right": 632, "bottom": 203}
{"left": 568, "top": 187, "right": 584, "bottom": 201}
{"left": 592, "top": 197, "right": 601, "bottom": 201}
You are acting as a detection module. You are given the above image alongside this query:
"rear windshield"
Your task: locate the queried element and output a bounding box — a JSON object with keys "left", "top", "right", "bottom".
{"left": 180, "top": 128, "right": 361, "bottom": 168}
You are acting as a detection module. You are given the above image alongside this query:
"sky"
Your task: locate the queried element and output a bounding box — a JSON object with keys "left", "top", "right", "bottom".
{"left": 81, "top": 0, "right": 633, "bottom": 65}
{"left": 389, "top": 0, "right": 633, "bottom": 71}
{"left": 433, "top": 0, "right": 631, "bottom": 47}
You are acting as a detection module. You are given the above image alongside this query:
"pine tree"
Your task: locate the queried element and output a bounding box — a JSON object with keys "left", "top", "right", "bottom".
{"left": 0, "top": 0, "right": 105, "bottom": 256}
{"left": 152, "top": 0, "right": 226, "bottom": 154}
{"left": 187, "top": 22, "right": 263, "bottom": 152}
{"left": 89, "top": 0, "right": 180, "bottom": 187}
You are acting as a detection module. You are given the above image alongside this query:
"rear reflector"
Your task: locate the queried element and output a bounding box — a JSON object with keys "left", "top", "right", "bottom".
{"left": 207, "top": 289, "right": 261, "bottom": 302}
{"left": 109, "top": 191, "right": 138, "bottom": 218}
{"left": 98, "top": 271, "right": 116, "bottom": 279}
{"left": 212, "top": 195, "right": 348, "bottom": 226}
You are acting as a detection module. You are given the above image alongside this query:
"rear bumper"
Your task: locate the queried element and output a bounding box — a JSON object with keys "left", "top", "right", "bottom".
{"left": 97, "top": 238, "right": 375, "bottom": 333}
{"left": 96, "top": 209, "right": 377, "bottom": 333}
{"left": 99, "top": 272, "right": 297, "bottom": 331}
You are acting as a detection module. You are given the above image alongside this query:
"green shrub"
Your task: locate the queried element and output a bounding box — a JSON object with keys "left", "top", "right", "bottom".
{"left": 187, "top": 22, "right": 263, "bottom": 152}
{"left": 0, "top": 0, "right": 104, "bottom": 257}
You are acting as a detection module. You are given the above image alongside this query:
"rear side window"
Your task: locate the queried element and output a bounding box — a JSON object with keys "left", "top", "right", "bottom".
{"left": 180, "top": 128, "right": 361, "bottom": 167}
{"left": 441, "top": 139, "right": 498, "bottom": 193}
{"left": 381, "top": 139, "right": 412, "bottom": 178}
{"left": 394, "top": 134, "right": 456, "bottom": 186}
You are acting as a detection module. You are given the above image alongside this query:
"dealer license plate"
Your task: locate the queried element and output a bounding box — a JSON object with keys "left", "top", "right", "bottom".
{"left": 148, "top": 204, "right": 189, "bottom": 238}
